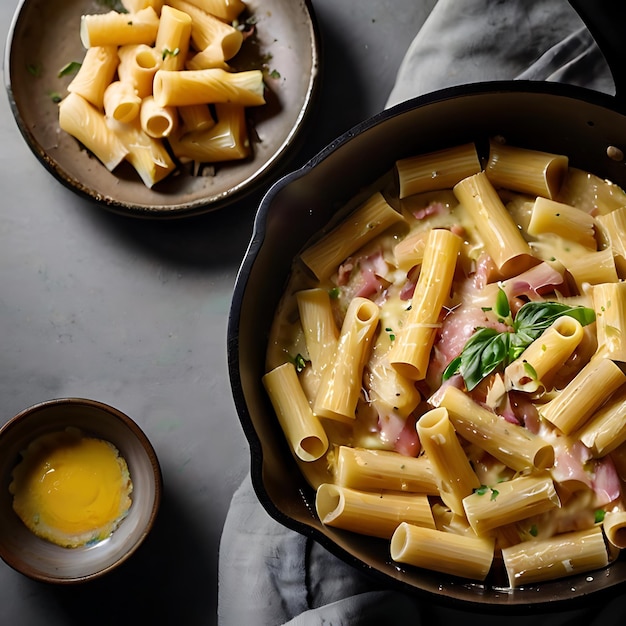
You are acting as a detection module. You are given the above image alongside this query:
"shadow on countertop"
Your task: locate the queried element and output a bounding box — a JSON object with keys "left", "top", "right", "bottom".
{"left": 32, "top": 476, "right": 220, "bottom": 625}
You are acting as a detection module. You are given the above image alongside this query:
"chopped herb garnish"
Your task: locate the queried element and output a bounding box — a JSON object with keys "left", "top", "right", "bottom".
{"left": 162, "top": 47, "right": 180, "bottom": 61}
{"left": 385, "top": 327, "right": 396, "bottom": 342}
{"left": 595, "top": 509, "right": 606, "bottom": 523}
{"left": 269, "top": 69, "right": 281, "bottom": 79}
{"left": 329, "top": 287, "right": 340, "bottom": 299}
{"left": 474, "top": 484, "right": 499, "bottom": 500}
{"left": 529, "top": 524, "right": 538, "bottom": 537}
{"left": 442, "top": 288, "right": 595, "bottom": 390}
{"left": 523, "top": 361, "right": 538, "bottom": 380}
{"left": 49, "top": 91, "right": 63, "bottom": 103}
{"left": 27, "top": 63, "right": 42, "bottom": 77}
{"left": 293, "top": 353, "right": 308, "bottom": 373}
{"left": 58, "top": 61, "right": 82, "bottom": 78}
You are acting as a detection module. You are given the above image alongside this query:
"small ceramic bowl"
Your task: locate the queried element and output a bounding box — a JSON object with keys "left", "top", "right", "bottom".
{"left": 0, "top": 398, "right": 162, "bottom": 583}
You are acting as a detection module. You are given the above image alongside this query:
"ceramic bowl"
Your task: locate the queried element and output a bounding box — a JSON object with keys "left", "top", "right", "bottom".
{"left": 0, "top": 398, "right": 162, "bottom": 583}
{"left": 4, "top": 0, "right": 320, "bottom": 218}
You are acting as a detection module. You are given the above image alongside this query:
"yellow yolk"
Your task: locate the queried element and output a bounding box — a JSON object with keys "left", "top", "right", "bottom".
{"left": 10, "top": 429, "right": 132, "bottom": 548}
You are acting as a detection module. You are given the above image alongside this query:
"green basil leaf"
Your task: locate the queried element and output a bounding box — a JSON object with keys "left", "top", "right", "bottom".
{"left": 564, "top": 306, "right": 596, "bottom": 327}
{"left": 514, "top": 302, "right": 595, "bottom": 338}
{"left": 442, "top": 355, "right": 462, "bottom": 381}
{"left": 458, "top": 328, "right": 505, "bottom": 390}
{"left": 447, "top": 297, "right": 595, "bottom": 391}
{"left": 494, "top": 287, "right": 511, "bottom": 320}
{"left": 58, "top": 61, "right": 82, "bottom": 78}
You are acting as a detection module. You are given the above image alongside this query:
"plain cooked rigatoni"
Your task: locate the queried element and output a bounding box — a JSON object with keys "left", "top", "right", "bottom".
{"left": 264, "top": 140, "right": 626, "bottom": 588}
{"left": 57, "top": 0, "right": 265, "bottom": 188}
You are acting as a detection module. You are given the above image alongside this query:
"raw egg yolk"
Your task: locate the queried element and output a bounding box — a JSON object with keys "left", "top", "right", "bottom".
{"left": 10, "top": 429, "right": 132, "bottom": 548}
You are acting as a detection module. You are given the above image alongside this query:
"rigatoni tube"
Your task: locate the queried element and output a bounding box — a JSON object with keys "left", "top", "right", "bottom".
{"left": 313, "top": 297, "right": 379, "bottom": 422}
{"left": 567, "top": 248, "right": 618, "bottom": 292}
{"left": 299, "top": 192, "right": 405, "bottom": 281}
{"left": 262, "top": 362, "right": 329, "bottom": 463}
{"left": 577, "top": 384, "right": 626, "bottom": 456}
{"left": 416, "top": 407, "right": 480, "bottom": 517}
{"left": 103, "top": 81, "right": 142, "bottom": 123}
{"left": 334, "top": 446, "right": 439, "bottom": 495}
{"left": 296, "top": 288, "right": 339, "bottom": 380}
{"left": 59, "top": 93, "right": 128, "bottom": 171}
{"left": 153, "top": 68, "right": 265, "bottom": 108}
{"left": 107, "top": 119, "right": 176, "bottom": 188}
{"left": 502, "top": 526, "right": 608, "bottom": 586}
{"left": 485, "top": 140, "right": 568, "bottom": 199}
{"left": 527, "top": 197, "right": 597, "bottom": 250}
{"left": 462, "top": 474, "right": 560, "bottom": 536}
{"left": 390, "top": 522, "right": 495, "bottom": 581}
{"left": 80, "top": 7, "right": 160, "bottom": 48}
{"left": 435, "top": 385, "right": 555, "bottom": 471}
{"left": 67, "top": 45, "right": 119, "bottom": 110}
{"left": 395, "top": 143, "right": 481, "bottom": 199}
{"left": 388, "top": 228, "right": 461, "bottom": 381}
{"left": 167, "top": 0, "right": 243, "bottom": 60}
{"left": 366, "top": 348, "right": 422, "bottom": 419}
{"left": 117, "top": 44, "right": 162, "bottom": 99}
{"left": 140, "top": 95, "right": 178, "bottom": 138}
{"left": 155, "top": 5, "right": 192, "bottom": 72}
{"left": 178, "top": 104, "right": 215, "bottom": 133}
{"left": 597, "top": 206, "right": 626, "bottom": 275}
{"left": 169, "top": 103, "right": 250, "bottom": 162}
{"left": 540, "top": 352, "right": 626, "bottom": 435}
{"left": 454, "top": 171, "right": 534, "bottom": 278}
{"left": 316, "top": 484, "right": 434, "bottom": 539}
{"left": 593, "top": 281, "right": 626, "bottom": 362}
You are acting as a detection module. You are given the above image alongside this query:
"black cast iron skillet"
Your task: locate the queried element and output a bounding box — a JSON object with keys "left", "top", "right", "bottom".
{"left": 228, "top": 0, "right": 626, "bottom": 611}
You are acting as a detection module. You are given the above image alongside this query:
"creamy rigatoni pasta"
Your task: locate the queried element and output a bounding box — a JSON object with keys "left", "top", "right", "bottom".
{"left": 265, "top": 139, "right": 626, "bottom": 587}
{"left": 58, "top": 0, "right": 265, "bottom": 188}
